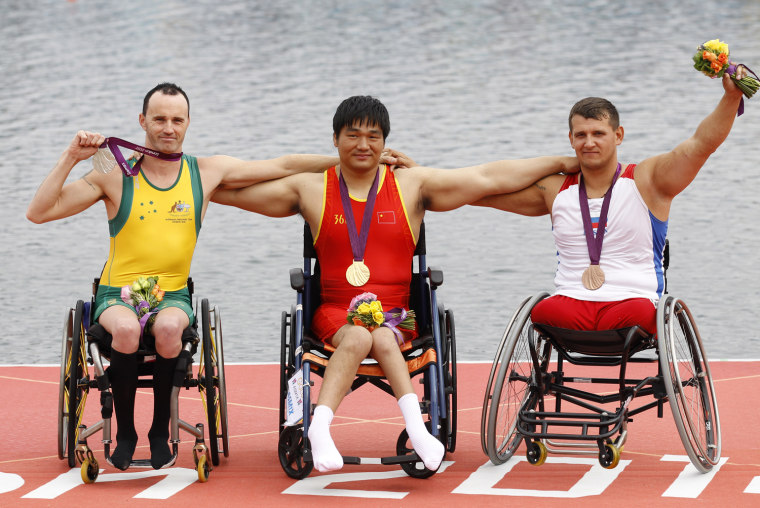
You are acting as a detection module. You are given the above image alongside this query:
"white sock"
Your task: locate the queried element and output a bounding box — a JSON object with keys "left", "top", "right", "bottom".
{"left": 307, "top": 405, "right": 344, "bottom": 472}
{"left": 397, "top": 393, "right": 445, "bottom": 471}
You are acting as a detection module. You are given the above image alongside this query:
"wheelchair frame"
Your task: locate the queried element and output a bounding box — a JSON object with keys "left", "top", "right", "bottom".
{"left": 277, "top": 223, "right": 457, "bottom": 479}
{"left": 57, "top": 278, "right": 229, "bottom": 483}
{"left": 481, "top": 244, "right": 721, "bottom": 473}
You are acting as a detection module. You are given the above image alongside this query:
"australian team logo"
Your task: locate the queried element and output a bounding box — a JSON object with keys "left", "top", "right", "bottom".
{"left": 167, "top": 200, "right": 192, "bottom": 224}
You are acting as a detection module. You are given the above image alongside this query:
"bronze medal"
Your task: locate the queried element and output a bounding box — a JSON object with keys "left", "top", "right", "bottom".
{"left": 582, "top": 264, "right": 605, "bottom": 291}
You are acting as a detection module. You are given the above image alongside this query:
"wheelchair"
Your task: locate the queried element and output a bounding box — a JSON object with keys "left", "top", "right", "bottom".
{"left": 277, "top": 223, "right": 457, "bottom": 479}
{"left": 481, "top": 243, "right": 721, "bottom": 473}
{"left": 57, "top": 277, "right": 229, "bottom": 483}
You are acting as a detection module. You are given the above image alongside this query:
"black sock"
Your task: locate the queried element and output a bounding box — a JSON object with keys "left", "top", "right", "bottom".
{"left": 108, "top": 349, "right": 138, "bottom": 470}
{"left": 149, "top": 353, "right": 178, "bottom": 469}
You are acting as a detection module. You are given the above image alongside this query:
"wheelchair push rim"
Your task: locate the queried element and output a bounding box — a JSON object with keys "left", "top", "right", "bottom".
{"left": 58, "top": 300, "right": 89, "bottom": 468}
{"left": 486, "top": 292, "right": 549, "bottom": 465}
{"left": 480, "top": 295, "right": 532, "bottom": 456}
{"left": 199, "top": 298, "right": 229, "bottom": 466}
{"left": 657, "top": 296, "right": 721, "bottom": 473}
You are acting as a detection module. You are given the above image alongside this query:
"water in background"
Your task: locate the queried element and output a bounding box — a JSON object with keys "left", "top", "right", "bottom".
{"left": 2, "top": 0, "right": 759, "bottom": 364}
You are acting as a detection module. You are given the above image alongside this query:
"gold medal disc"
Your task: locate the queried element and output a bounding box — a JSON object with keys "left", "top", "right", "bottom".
{"left": 582, "top": 264, "right": 605, "bottom": 290}
{"left": 346, "top": 260, "right": 371, "bottom": 287}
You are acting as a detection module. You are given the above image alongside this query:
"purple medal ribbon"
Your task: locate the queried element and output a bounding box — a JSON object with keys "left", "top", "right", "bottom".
{"left": 135, "top": 300, "right": 157, "bottom": 340}
{"left": 578, "top": 163, "right": 621, "bottom": 267}
{"left": 100, "top": 137, "right": 182, "bottom": 177}
{"left": 382, "top": 307, "right": 408, "bottom": 345}
{"left": 338, "top": 168, "right": 380, "bottom": 263}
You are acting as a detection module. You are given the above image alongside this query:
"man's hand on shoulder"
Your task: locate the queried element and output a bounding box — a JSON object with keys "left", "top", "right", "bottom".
{"left": 381, "top": 148, "right": 417, "bottom": 170}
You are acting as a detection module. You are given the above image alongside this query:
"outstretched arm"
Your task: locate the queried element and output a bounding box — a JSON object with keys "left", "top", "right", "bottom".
{"left": 27, "top": 131, "right": 107, "bottom": 223}
{"left": 472, "top": 174, "right": 566, "bottom": 216}
{"left": 637, "top": 71, "right": 745, "bottom": 214}
{"left": 211, "top": 173, "right": 305, "bottom": 218}
{"left": 210, "top": 154, "right": 338, "bottom": 190}
{"left": 418, "top": 155, "right": 577, "bottom": 212}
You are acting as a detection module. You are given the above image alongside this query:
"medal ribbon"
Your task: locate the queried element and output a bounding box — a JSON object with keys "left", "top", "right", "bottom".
{"left": 338, "top": 168, "right": 381, "bottom": 262}
{"left": 100, "top": 137, "right": 183, "bottom": 177}
{"left": 578, "top": 163, "right": 621, "bottom": 266}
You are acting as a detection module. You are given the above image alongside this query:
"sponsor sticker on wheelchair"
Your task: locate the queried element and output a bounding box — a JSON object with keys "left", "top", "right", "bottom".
{"left": 284, "top": 369, "right": 304, "bottom": 426}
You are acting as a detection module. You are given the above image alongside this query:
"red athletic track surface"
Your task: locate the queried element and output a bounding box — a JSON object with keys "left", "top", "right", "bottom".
{"left": 1, "top": 361, "right": 758, "bottom": 507}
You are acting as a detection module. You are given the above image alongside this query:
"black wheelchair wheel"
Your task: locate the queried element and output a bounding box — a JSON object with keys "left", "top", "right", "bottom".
{"left": 657, "top": 296, "right": 721, "bottom": 473}
{"left": 200, "top": 298, "right": 226, "bottom": 466}
{"left": 395, "top": 422, "right": 438, "bottom": 479}
{"left": 441, "top": 308, "right": 457, "bottom": 453}
{"left": 62, "top": 300, "right": 88, "bottom": 467}
{"left": 278, "top": 426, "right": 313, "bottom": 479}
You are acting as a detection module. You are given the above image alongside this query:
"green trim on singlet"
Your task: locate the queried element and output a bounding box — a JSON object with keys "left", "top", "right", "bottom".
{"left": 108, "top": 166, "right": 135, "bottom": 238}
{"left": 184, "top": 155, "right": 203, "bottom": 238}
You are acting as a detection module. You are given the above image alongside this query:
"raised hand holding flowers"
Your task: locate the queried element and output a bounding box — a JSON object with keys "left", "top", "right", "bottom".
{"left": 693, "top": 39, "right": 760, "bottom": 114}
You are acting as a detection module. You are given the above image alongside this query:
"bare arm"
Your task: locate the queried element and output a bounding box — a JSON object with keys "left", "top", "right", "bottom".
{"left": 211, "top": 172, "right": 307, "bottom": 218}
{"left": 210, "top": 154, "right": 338, "bottom": 190}
{"left": 26, "top": 131, "right": 107, "bottom": 223}
{"left": 418, "top": 155, "right": 577, "bottom": 212}
{"left": 637, "top": 72, "right": 745, "bottom": 214}
{"left": 472, "top": 174, "right": 566, "bottom": 216}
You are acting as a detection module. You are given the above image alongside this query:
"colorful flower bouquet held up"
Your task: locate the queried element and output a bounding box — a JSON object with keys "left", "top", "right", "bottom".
{"left": 693, "top": 39, "right": 759, "bottom": 114}
{"left": 346, "top": 292, "right": 415, "bottom": 344}
{"left": 121, "top": 276, "right": 164, "bottom": 336}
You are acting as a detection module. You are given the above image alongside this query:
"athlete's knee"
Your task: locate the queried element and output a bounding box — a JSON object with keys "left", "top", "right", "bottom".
{"left": 109, "top": 318, "right": 141, "bottom": 353}
{"left": 335, "top": 327, "right": 373, "bottom": 357}
{"left": 369, "top": 329, "right": 401, "bottom": 359}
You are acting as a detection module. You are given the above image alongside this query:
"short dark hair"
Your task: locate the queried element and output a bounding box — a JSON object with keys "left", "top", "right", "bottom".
{"left": 142, "top": 82, "right": 190, "bottom": 116}
{"left": 333, "top": 96, "right": 390, "bottom": 140}
{"left": 568, "top": 97, "right": 619, "bottom": 131}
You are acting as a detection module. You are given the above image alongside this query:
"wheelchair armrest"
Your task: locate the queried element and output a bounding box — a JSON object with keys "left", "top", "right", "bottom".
{"left": 290, "top": 268, "right": 305, "bottom": 291}
{"left": 428, "top": 266, "right": 444, "bottom": 289}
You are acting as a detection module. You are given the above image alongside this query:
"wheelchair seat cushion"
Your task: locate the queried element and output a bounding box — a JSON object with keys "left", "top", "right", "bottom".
{"left": 533, "top": 323, "right": 654, "bottom": 357}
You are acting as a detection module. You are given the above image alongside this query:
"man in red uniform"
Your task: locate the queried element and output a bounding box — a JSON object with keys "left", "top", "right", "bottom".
{"left": 214, "top": 96, "right": 577, "bottom": 472}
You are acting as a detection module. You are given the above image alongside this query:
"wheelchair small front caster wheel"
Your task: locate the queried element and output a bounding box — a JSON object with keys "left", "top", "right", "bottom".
{"left": 599, "top": 443, "right": 621, "bottom": 469}
{"left": 81, "top": 457, "right": 99, "bottom": 484}
{"left": 527, "top": 441, "right": 547, "bottom": 466}
{"left": 196, "top": 454, "right": 210, "bottom": 482}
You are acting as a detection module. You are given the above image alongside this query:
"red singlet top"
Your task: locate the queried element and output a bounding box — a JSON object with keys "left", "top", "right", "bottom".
{"left": 311, "top": 165, "right": 417, "bottom": 342}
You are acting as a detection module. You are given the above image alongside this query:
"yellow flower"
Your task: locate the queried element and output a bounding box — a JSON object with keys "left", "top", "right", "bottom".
{"left": 704, "top": 39, "right": 728, "bottom": 54}
{"left": 373, "top": 311, "right": 385, "bottom": 325}
{"left": 369, "top": 301, "right": 383, "bottom": 313}
{"left": 357, "top": 303, "right": 371, "bottom": 314}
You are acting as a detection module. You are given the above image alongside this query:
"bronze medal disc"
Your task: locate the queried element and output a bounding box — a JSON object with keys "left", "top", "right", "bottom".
{"left": 346, "top": 260, "right": 371, "bottom": 287}
{"left": 582, "top": 264, "right": 605, "bottom": 290}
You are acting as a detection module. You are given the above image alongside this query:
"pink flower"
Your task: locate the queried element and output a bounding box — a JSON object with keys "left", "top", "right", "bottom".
{"left": 120, "top": 285, "right": 132, "bottom": 304}
{"left": 348, "top": 292, "right": 378, "bottom": 311}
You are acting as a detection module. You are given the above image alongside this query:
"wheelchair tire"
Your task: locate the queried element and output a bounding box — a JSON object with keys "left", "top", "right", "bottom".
{"left": 396, "top": 423, "right": 438, "bottom": 479}
{"left": 441, "top": 308, "right": 457, "bottom": 453}
{"left": 657, "top": 296, "right": 721, "bottom": 473}
{"left": 278, "top": 426, "right": 313, "bottom": 479}
{"left": 59, "top": 301, "right": 88, "bottom": 468}
{"left": 480, "top": 295, "right": 532, "bottom": 456}
{"left": 200, "top": 299, "right": 229, "bottom": 466}
{"left": 486, "top": 292, "right": 549, "bottom": 465}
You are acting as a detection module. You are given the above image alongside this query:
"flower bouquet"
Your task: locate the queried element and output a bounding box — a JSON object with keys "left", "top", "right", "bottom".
{"left": 121, "top": 275, "right": 164, "bottom": 335}
{"left": 346, "top": 292, "right": 415, "bottom": 344}
{"left": 693, "top": 39, "right": 759, "bottom": 99}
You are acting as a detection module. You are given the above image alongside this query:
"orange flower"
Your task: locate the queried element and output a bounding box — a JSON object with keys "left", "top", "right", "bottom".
{"left": 352, "top": 317, "right": 363, "bottom": 326}
{"left": 702, "top": 50, "right": 717, "bottom": 62}
{"left": 717, "top": 53, "right": 728, "bottom": 64}
{"left": 156, "top": 290, "right": 165, "bottom": 302}
{"left": 711, "top": 61, "right": 723, "bottom": 72}
{"left": 151, "top": 284, "right": 161, "bottom": 296}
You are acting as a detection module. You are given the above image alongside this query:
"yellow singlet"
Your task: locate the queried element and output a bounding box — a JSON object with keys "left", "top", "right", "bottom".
{"left": 100, "top": 155, "right": 203, "bottom": 291}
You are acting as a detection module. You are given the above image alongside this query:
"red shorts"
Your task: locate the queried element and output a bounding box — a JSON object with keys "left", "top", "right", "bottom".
{"left": 530, "top": 295, "right": 657, "bottom": 335}
{"left": 311, "top": 304, "right": 419, "bottom": 345}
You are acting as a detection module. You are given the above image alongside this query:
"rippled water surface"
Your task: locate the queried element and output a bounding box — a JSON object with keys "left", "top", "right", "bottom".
{"left": 2, "top": 0, "right": 759, "bottom": 364}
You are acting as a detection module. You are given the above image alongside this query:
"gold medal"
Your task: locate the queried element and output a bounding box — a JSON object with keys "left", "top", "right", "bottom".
{"left": 582, "top": 264, "right": 605, "bottom": 290}
{"left": 346, "top": 260, "right": 371, "bottom": 287}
